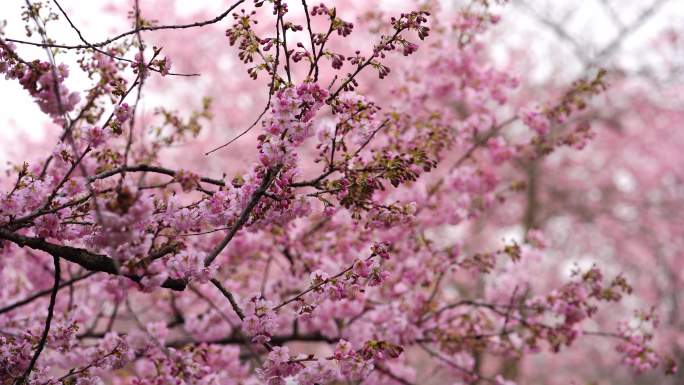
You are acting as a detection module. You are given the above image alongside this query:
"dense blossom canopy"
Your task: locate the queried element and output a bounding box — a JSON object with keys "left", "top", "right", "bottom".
{"left": 0, "top": 1, "right": 681, "bottom": 385}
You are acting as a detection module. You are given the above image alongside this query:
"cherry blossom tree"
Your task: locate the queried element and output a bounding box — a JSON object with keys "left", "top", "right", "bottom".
{"left": 0, "top": 1, "right": 678, "bottom": 385}
{"left": 479, "top": 1, "right": 684, "bottom": 383}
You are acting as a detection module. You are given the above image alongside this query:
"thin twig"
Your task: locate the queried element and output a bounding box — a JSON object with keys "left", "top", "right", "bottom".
{"left": 7, "top": 1, "right": 246, "bottom": 50}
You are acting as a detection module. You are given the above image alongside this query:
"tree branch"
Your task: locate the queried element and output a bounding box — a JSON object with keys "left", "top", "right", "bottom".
{"left": 0, "top": 271, "right": 96, "bottom": 315}
{"left": 0, "top": 229, "right": 185, "bottom": 290}
{"left": 87, "top": 164, "right": 226, "bottom": 187}
{"left": 14, "top": 256, "right": 60, "bottom": 385}
{"left": 203, "top": 166, "right": 279, "bottom": 267}
{"left": 6, "top": 0, "right": 246, "bottom": 50}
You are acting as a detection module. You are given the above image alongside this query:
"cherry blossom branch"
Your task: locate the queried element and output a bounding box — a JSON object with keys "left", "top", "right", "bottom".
{"left": 419, "top": 343, "right": 496, "bottom": 384}
{"left": 300, "top": 0, "right": 317, "bottom": 78}
{"left": 453, "top": 116, "right": 518, "bottom": 168}
{"left": 204, "top": 166, "right": 280, "bottom": 267}
{"left": 210, "top": 279, "right": 245, "bottom": 320}
{"left": 52, "top": 341, "right": 124, "bottom": 384}
{"left": 272, "top": 252, "right": 375, "bottom": 311}
{"left": 350, "top": 118, "right": 391, "bottom": 159}
{"left": 50, "top": 0, "right": 197, "bottom": 77}
{"left": 25, "top": 0, "right": 70, "bottom": 126}
{"left": 327, "top": 26, "right": 403, "bottom": 102}
{"left": 4, "top": 192, "right": 97, "bottom": 230}
{"left": 6, "top": 36, "right": 198, "bottom": 77}
{"left": 205, "top": 3, "right": 283, "bottom": 155}
{"left": 376, "top": 365, "right": 415, "bottom": 385}
{"left": 188, "top": 285, "right": 264, "bottom": 365}
{"left": 307, "top": 10, "right": 336, "bottom": 82}
{"left": 276, "top": 2, "right": 293, "bottom": 83}
{"left": 210, "top": 278, "right": 275, "bottom": 352}
{"left": 41, "top": 146, "right": 92, "bottom": 211}
{"left": 0, "top": 271, "right": 96, "bottom": 315}
{"left": 0, "top": 38, "right": 30, "bottom": 65}
{"left": 167, "top": 330, "right": 339, "bottom": 348}
{"left": 14, "top": 256, "right": 60, "bottom": 385}
{"left": 5, "top": 0, "right": 246, "bottom": 50}
{"left": 0, "top": 229, "right": 184, "bottom": 290}
{"left": 87, "top": 164, "right": 225, "bottom": 186}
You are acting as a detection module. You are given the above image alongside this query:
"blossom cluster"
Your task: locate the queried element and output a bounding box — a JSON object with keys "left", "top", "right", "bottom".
{"left": 0, "top": 41, "right": 79, "bottom": 120}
